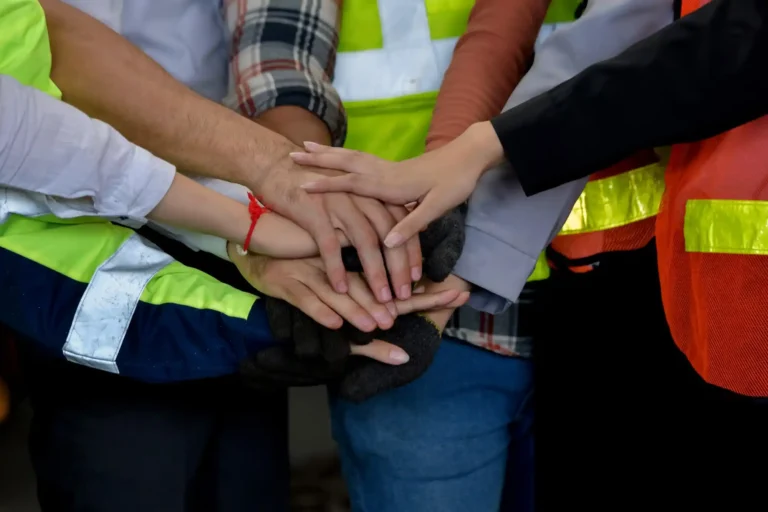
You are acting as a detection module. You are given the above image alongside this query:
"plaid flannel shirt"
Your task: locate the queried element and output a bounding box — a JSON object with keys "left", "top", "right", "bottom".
{"left": 444, "top": 285, "right": 536, "bottom": 359}
{"left": 222, "top": 0, "right": 346, "bottom": 146}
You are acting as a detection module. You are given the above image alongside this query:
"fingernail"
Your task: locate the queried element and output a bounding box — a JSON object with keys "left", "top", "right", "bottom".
{"left": 389, "top": 349, "right": 410, "bottom": 364}
{"left": 380, "top": 287, "right": 392, "bottom": 302}
{"left": 289, "top": 152, "right": 306, "bottom": 159}
{"left": 335, "top": 281, "right": 348, "bottom": 294}
{"left": 413, "top": 286, "right": 425, "bottom": 294}
{"left": 411, "top": 266, "right": 422, "bottom": 282}
{"left": 303, "top": 141, "right": 322, "bottom": 150}
{"left": 300, "top": 181, "right": 317, "bottom": 189}
{"left": 373, "top": 311, "right": 392, "bottom": 326}
{"left": 385, "top": 302, "right": 397, "bottom": 317}
{"left": 399, "top": 284, "right": 411, "bottom": 300}
{"left": 384, "top": 232, "right": 404, "bottom": 248}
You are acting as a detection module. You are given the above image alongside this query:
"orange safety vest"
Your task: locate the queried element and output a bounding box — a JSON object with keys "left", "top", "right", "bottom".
{"left": 655, "top": 0, "right": 768, "bottom": 396}
{"left": 550, "top": 149, "right": 665, "bottom": 269}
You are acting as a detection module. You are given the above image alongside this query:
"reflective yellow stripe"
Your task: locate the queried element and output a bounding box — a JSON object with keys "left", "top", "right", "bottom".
{"left": 425, "top": 0, "right": 473, "bottom": 40}
{"left": 684, "top": 199, "right": 768, "bottom": 255}
{"left": 527, "top": 252, "right": 551, "bottom": 282}
{"left": 142, "top": 261, "right": 256, "bottom": 320}
{"left": 344, "top": 92, "right": 437, "bottom": 161}
{"left": 560, "top": 163, "right": 665, "bottom": 235}
{"left": 0, "top": 215, "right": 256, "bottom": 319}
{"left": 337, "top": 0, "right": 383, "bottom": 53}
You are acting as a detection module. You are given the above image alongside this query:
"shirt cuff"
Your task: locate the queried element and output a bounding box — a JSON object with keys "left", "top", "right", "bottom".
{"left": 103, "top": 147, "right": 176, "bottom": 221}
{"left": 225, "top": 70, "right": 347, "bottom": 147}
{"left": 184, "top": 233, "right": 231, "bottom": 261}
{"left": 452, "top": 224, "right": 537, "bottom": 313}
{"left": 145, "top": 222, "right": 231, "bottom": 262}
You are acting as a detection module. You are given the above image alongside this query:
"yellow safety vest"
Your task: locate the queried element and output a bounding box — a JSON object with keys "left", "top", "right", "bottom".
{"left": 0, "top": 0, "right": 262, "bottom": 379}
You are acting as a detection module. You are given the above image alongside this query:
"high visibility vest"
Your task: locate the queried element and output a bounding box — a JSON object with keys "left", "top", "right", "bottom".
{"left": 654, "top": 0, "right": 768, "bottom": 397}
{"left": 550, "top": 149, "right": 667, "bottom": 270}
{"left": 0, "top": 0, "right": 272, "bottom": 382}
{"left": 335, "top": 0, "right": 581, "bottom": 282}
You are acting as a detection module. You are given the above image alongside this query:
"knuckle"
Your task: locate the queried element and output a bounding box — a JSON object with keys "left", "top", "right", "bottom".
{"left": 358, "top": 230, "right": 380, "bottom": 248}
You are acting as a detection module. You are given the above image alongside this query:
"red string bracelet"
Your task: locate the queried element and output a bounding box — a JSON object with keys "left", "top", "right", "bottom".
{"left": 237, "top": 192, "right": 271, "bottom": 255}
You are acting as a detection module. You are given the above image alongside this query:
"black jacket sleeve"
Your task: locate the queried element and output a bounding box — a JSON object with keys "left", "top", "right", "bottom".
{"left": 492, "top": 0, "right": 768, "bottom": 196}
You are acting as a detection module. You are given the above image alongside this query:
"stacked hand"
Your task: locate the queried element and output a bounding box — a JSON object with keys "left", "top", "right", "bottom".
{"left": 252, "top": 157, "right": 422, "bottom": 303}
{"left": 237, "top": 118, "right": 489, "bottom": 401}
{"left": 292, "top": 122, "right": 504, "bottom": 248}
{"left": 232, "top": 209, "right": 470, "bottom": 400}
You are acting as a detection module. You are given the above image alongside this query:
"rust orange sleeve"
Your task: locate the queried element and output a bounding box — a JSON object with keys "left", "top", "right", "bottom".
{"left": 425, "top": 0, "right": 551, "bottom": 151}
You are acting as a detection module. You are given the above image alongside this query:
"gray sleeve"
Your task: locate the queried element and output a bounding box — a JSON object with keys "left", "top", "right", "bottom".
{"left": 453, "top": 0, "right": 675, "bottom": 311}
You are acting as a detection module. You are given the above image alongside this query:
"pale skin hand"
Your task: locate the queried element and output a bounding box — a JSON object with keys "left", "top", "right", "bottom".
{"left": 229, "top": 245, "right": 469, "bottom": 366}
{"left": 293, "top": 122, "right": 506, "bottom": 249}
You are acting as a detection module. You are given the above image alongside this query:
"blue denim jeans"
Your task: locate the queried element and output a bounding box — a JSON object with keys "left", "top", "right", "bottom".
{"left": 330, "top": 337, "right": 533, "bottom": 512}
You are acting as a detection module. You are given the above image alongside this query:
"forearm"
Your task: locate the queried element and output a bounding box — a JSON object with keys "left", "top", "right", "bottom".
{"left": 223, "top": 0, "right": 346, "bottom": 146}
{"left": 40, "top": 0, "right": 296, "bottom": 186}
{"left": 426, "top": 0, "right": 550, "bottom": 151}
{"left": 256, "top": 106, "right": 332, "bottom": 147}
{"left": 494, "top": 0, "right": 768, "bottom": 195}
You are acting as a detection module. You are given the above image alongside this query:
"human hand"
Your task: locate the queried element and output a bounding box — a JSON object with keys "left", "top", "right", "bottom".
{"left": 294, "top": 122, "right": 504, "bottom": 249}
{"left": 234, "top": 252, "right": 467, "bottom": 393}
{"left": 251, "top": 158, "right": 422, "bottom": 302}
{"left": 339, "top": 206, "right": 466, "bottom": 283}
{"left": 229, "top": 247, "right": 460, "bottom": 358}
{"left": 240, "top": 284, "right": 469, "bottom": 397}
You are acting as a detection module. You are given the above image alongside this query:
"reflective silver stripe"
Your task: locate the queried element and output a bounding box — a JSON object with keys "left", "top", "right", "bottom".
{"left": 63, "top": 233, "right": 173, "bottom": 373}
{"left": 0, "top": 188, "right": 51, "bottom": 224}
{"left": 334, "top": 0, "right": 569, "bottom": 102}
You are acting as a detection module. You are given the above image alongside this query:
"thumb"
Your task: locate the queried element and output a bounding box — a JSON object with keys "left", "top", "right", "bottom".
{"left": 384, "top": 195, "right": 445, "bottom": 249}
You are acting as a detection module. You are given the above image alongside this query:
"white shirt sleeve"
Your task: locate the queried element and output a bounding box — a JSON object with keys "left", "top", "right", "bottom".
{"left": 0, "top": 74, "right": 175, "bottom": 222}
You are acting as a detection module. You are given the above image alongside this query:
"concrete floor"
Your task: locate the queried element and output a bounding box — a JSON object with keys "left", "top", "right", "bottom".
{"left": 0, "top": 387, "right": 336, "bottom": 511}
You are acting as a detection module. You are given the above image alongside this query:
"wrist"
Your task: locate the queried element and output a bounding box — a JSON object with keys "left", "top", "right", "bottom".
{"left": 255, "top": 106, "right": 332, "bottom": 146}
{"left": 241, "top": 106, "right": 332, "bottom": 194}
{"left": 462, "top": 122, "right": 505, "bottom": 175}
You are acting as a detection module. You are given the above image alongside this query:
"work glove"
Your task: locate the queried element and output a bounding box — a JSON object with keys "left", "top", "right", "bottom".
{"left": 418, "top": 205, "right": 466, "bottom": 283}
{"left": 337, "top": 314, "right": 441, "bottom": 402}
{"left": 240, "top": 313, "right": 441, "bottom": 402}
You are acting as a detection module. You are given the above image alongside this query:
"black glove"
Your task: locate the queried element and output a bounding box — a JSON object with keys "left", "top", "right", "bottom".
{"left": 240, "top": 293, "right": 375, "bottom": 391}
{"left": 341, "top": 206, "right": 466, "bottom": 283}
{"left": 336, "top": 314, "right": 441, "bottom": 402}
{"left": 240, "top": 313, "right": 441, "bottom": 403}
{"left": 418, "top": 206, "right": 466, "bottom": 282}
{"left": 265, "top": 297, "right": 371, "bottom": 362}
